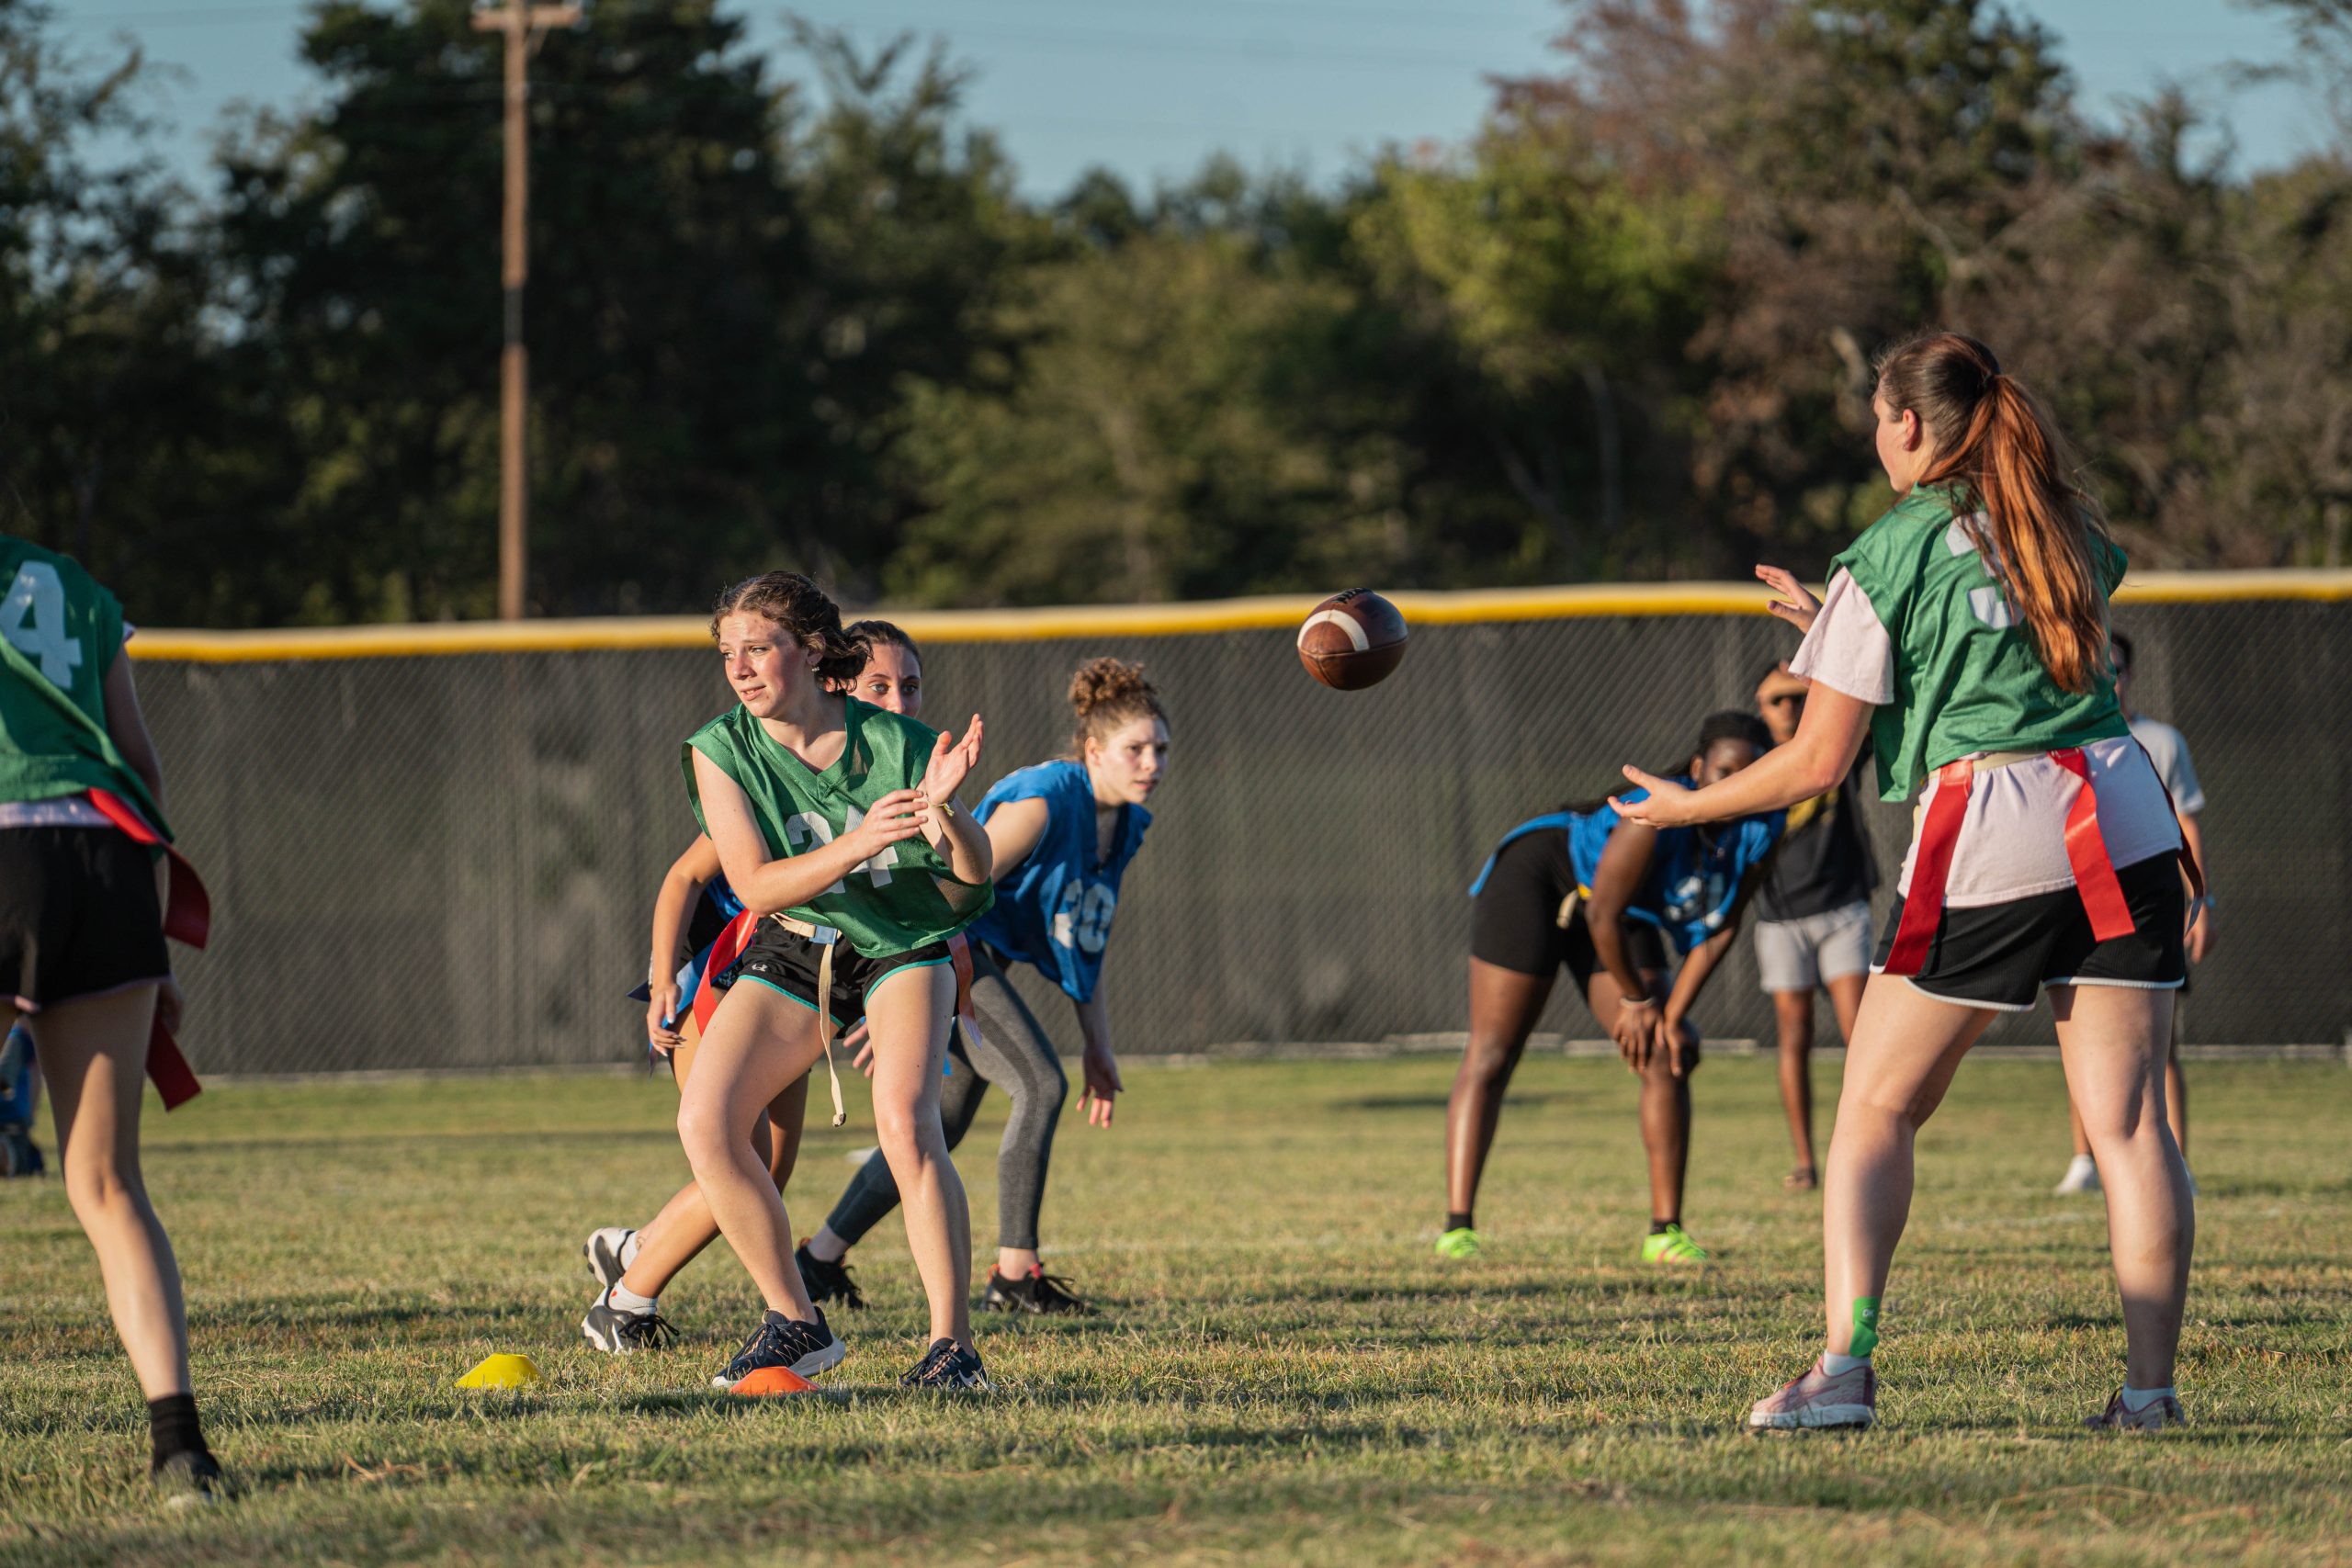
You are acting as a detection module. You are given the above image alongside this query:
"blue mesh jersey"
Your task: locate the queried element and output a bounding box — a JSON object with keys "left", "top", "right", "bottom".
{"left": 627, "top": 871, "right": 747, "bottom": 1027}
{"left": 967, "top": 760, "right": 1150, "bottom": 1002}
{"left": 1469, "top": 783, "right": 1784, "bottom": 954}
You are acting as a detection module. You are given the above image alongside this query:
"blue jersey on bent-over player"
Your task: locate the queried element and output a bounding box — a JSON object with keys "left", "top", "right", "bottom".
{"left": 967, "top": 760, "right": 1150, "bottom": 1002}
{"left": 1471, "top": 783, "right": 1783, "bottom": 954}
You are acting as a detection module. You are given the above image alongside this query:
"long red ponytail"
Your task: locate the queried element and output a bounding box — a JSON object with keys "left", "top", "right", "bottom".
{"left": 1876, "top": 333, "right": 2112, "bottom": 694}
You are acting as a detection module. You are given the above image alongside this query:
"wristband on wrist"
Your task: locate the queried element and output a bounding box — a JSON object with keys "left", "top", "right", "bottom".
{"left": 1619, "top": 992, "right": 1658, "bottom": 1010}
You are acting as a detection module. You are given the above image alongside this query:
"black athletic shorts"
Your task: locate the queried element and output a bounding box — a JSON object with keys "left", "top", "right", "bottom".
{"left": 1871, "top": 852, "right": 2187, "bottom": 1012}
{"left": 718, "top": 919, "right": 953, "bottom": 1028}
{"left": 1470, "top": 826, "right": 1668, "bottom": 987}
{"left": 0, "top": 827, "right": 171, "bottom": 1012}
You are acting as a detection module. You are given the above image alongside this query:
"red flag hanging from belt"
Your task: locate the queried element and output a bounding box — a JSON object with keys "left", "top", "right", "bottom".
{"left": 85, "top": 788, "right": 209, "bottom": 1110}
{"left": 1882, "top": 748, "right": 2134, "bottom": 978}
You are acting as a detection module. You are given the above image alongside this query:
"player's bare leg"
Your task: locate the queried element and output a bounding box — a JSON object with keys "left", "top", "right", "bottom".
{"left": 1771, "top": 988, "right": 1817, "bottom": 1185}
{"left": 2053, "top": 983, "right": 2192, "bottom": 1393}
{"left": 1817, "top": 979, "right": 1993, "bottom": 1345}
{"left": 864, "top": 963, "right": 973, "bottom": 1352}
{"left": 1442, "top": 958, "right": 1555, "bottom": 1247}
{"left": 25, "top": 988, "right": 192, "bottom": 1399}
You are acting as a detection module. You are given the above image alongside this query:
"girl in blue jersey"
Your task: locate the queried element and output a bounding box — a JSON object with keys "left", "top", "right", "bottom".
{"left": 1439, "top": 712, "right": 1782, "bottom": 1265}
{"left": 578, "top": 621, "right": 923, "bottom": 1352}
{"left": 797, "top": 656, "right": 1166, "bottom": 1315}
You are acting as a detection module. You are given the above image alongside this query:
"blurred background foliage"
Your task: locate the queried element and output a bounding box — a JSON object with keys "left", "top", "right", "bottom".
{"left": 4, "top": 0, "right": 2347, "bottom": 624}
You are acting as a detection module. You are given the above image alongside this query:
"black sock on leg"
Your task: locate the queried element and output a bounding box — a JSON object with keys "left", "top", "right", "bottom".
{"left": 147, "top": 1393, "right": 209, "bottom": 1471}
{"left": 1648, "top": 1218, "right": 1678, "bottom": 1235}
{"left": 1445, "top": 1211, "right": 1473, "bottom": 1233}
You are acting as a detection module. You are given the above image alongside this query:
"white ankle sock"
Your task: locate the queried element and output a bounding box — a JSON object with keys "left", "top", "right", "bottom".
{"left": 1822, "top": 1352, "right": 1871, "bottom": 1377}
{"left": 2120, "top": 1383, "right": 2176, "bottom": 1412}
{"left": 605, "top": 1281, "right": 656, "bottom": 1315}
{"left": 2065, "top": 1154, "right": 2096, "bottom": 1174}
{"left": 619, "top": 1231, "right": 642, "bottom": 1269}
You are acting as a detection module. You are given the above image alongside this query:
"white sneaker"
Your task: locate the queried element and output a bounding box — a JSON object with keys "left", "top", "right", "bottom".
{"left": 2053, "top": 1155, "right": 2101, "bottom": 1196}
{"left": 582, "top": 1225, "right": 635, "bottom": 1290}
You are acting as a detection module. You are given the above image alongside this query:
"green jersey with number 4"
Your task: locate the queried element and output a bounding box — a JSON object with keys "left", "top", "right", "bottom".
{"left": 684, "top": 696, "right": 992, "bottom": 956}
{"left": 1835, "top": 485, "right": 2129, "bottom": 801}
{"left": 0, "top": 536, "right": 171, "bottom": 835}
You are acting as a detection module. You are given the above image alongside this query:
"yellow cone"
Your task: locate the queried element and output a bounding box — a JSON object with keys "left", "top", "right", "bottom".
{"left": 457, "top": 1353, "right": 542, "bottom": 1390}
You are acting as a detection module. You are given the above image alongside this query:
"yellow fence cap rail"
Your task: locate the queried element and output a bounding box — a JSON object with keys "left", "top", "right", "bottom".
{"left": 126, "top": 570, "right": 2352, "bottom": 662}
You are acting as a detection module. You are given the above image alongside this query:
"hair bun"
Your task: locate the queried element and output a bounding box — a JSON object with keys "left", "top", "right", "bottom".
{"left": 1069, "top": 656, "right": 1156, "bottom": 718}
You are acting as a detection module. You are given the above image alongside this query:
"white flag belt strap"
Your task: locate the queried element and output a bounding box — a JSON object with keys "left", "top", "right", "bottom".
{"left": 770, "top": 913, "right": 848, "bottom": 1127}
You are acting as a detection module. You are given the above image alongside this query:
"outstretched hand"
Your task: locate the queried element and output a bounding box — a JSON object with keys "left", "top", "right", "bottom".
{"left": 921, "top": 715, "right": 985, "bottom": 821}
{"left": 1610, "top": 767, "right": 1698, "bottom": 828}
{"left": 1755, "top": 564, "right": 1822, "bottom": 637}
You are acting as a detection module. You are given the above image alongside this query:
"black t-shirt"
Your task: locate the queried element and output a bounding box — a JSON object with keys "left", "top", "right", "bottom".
{"left": 1755, "top": 759, "right": 1878, "bottom": 922}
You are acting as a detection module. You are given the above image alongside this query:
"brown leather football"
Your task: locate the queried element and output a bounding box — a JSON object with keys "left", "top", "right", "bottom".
{"left": 1296, "top": 589, "right": 1408, "bottom": 691}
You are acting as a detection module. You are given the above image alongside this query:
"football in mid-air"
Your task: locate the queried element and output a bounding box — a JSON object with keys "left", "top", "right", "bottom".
{"left": 1296, "top": 589, "right": 1408, "bottom": 691}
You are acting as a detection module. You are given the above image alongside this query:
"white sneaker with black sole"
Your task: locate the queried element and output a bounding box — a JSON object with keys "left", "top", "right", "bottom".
{"left": 582, "top": 1293, "right": 679, "bottom": 1353}
{"left": 583, "top": 1225, "right": 636, "bottom": 1290}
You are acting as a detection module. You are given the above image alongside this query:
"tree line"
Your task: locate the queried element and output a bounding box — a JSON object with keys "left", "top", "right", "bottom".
{"left": 3, "top": 0, "right": 2345, "bottom": 626}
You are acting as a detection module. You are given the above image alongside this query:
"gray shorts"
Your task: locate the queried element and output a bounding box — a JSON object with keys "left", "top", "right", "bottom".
{"left": 1756, "top": 900, "right": 1873, "bottom": 994}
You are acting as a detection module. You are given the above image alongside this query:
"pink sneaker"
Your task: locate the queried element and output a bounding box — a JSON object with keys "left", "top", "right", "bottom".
{"left": 1747, "top": 1358, "right": 1876, "bottom": 1430}
{"left": 2084, "top": 1390, "right": 2184, "bottom": 1432}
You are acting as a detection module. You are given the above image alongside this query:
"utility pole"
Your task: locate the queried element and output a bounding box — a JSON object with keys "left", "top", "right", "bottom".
{"left": 472, "top": 1, "right": 580, "bottom": 620}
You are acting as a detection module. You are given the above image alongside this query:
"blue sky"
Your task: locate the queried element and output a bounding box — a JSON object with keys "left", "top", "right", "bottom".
{"left": 58, "top": 0, "right": 2324, "bottom": 198}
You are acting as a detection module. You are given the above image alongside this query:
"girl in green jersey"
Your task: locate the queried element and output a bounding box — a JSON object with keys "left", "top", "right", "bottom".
{"left": 681, "top": 574, "right": 998, "bottom": 1391}
{"left": 0, "top": 536, "right": 228, "bottom": 1498}
{"left": 578, "top": 621, "right": 923, "bottom": 1353}
{"left": 1616, "top": 333, "right": 2195, "bottom": 1436}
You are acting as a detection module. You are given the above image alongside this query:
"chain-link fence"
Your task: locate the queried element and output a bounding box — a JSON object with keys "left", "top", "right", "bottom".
{"left": 132, "top": 582, "right": 2351, "bottom": 1075}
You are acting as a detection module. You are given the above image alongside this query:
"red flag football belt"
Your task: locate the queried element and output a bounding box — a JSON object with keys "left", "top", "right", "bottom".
{"left": 85, "top": 789, "right": 209, "bottom": 1111}
{"left": 1882, "top": 748, "right": 2134, "bottom": 976}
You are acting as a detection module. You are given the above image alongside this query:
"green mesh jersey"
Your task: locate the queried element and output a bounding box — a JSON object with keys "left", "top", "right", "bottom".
{"left": 683, "top": 696, "right": 992, "bottom": 956}
{"left": 1835, "top": 485, "right": 2130, "bottom": 801}
{"left": 0, "top": 536, "right": 171, "bottom": 835}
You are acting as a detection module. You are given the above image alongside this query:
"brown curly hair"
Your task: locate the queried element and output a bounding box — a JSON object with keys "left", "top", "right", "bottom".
{"left": 708, "top": 572, "right": 868, "bottom": 684}
{"left": 1067, "top": 656, "right": 1170, "bottom": 757}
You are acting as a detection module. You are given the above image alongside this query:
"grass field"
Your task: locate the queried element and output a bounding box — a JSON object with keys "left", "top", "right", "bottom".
{"left": 5, "top": 1052, "right": 2351, "bottom": 1566}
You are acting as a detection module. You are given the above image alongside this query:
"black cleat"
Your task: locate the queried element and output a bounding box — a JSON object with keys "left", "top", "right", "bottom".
{"left": 795, "top": 1242, "right": 866, "bottom": 1311}
{"left": 711, "top": 1310, "right": 845, "bottom": 1389}
{"left": 152, "top": 1449, "right": 233, "bottom": 1507}
{"left": 981, "top": 1264, "right": 1093, "bottom": 1315}
{"left": 581, "top": 1295, "right": 679, "bottom": 1354}
{"left": 899, "top": 1337, "right": 991, "bottom": 1390}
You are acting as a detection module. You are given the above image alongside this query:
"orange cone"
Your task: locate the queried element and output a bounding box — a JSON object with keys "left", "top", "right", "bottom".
{"left": 729, "top": 1365, "right": 817, "bottom": 1397}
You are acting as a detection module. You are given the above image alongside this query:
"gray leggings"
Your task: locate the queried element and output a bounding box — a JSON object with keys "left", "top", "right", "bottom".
{"left": 823, "top": 946, "right": 1069, "bottom": 1251}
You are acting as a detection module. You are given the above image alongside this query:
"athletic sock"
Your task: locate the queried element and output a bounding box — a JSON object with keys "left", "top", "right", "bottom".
{"left": 1445, "top": 1212, "right": 1473, "bottom": 1234}
{"left": 1648, "top": 1219, "right": 1678, "bottom": 1235}
{"left": 147, "top": 1393, "right": 209, "bottom": 1471}
{"left": 1822, "top": 1352, "right": 1871, "bottom": 1377}
{"left": 618, "top": 1231, "right": 642, "bottom": 1269}
{"left": 2120, "top": 1384, "right": 2177, "bottom": 1412}
{"left": 605, "top": 1281, "right": 657, "bottom": 1315}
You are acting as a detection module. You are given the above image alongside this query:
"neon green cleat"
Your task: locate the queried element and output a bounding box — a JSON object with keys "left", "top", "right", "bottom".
{"left": 1433, "top": 1227, "right": 1483, "bottom": 1260}
{"left": 1641, "top": 1224, "right": 1711, "bottom": 1265}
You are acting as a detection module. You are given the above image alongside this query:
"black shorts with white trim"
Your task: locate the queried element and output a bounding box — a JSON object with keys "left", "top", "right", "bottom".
{"left": 1871, "top": 852, "right": 2187, "bottom": 1013}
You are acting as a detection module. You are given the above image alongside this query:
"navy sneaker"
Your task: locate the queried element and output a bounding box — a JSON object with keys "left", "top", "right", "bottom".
{"left": 711, "top": 1310, "right": 845, "bottom": 1390}
{"left": 899, "top": 1337, "right": 991, "bottom": 1390}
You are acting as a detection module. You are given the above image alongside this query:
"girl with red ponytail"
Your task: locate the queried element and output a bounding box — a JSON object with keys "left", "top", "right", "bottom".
{"left": 1614, "top": 332, "right": 2200, "bottom": 1434}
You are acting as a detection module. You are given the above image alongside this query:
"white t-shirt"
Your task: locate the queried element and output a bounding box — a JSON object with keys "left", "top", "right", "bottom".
{"left": 1792, "top": 576, "right": 2180, "bottom": 907}
{"left": 0, "top": 622, "right": 132, "bottom": 830}
{"left": 2128, "top": 716, "right": 2205, "bottom": 815}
